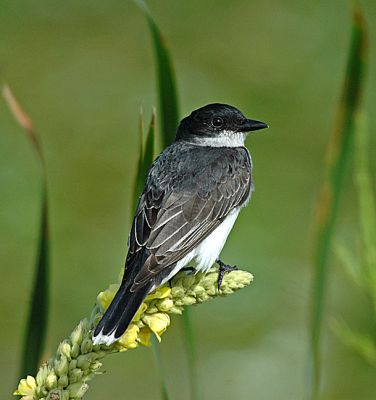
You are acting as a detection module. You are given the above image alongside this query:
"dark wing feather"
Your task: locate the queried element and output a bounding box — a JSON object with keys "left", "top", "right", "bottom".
{"left": 124, "top": 142, "right": 252, "bottom": 292}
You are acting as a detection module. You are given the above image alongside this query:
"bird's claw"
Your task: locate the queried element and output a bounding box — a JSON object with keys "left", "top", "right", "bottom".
{"left": 216, "top": 259, "right": 238, "bottom": 290}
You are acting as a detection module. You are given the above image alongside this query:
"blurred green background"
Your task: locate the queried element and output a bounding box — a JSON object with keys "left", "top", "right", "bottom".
{"left": 1, "top": 0, "right": 376, "bottom": 399}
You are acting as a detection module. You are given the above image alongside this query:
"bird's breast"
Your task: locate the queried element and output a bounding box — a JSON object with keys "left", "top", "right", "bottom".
{"left": 193, "top": 207, "right": 241, "bottom": 273}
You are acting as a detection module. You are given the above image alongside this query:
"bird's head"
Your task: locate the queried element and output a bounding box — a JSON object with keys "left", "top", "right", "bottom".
{"left": 176, "top": 103, "right": 268, "bottom": 147}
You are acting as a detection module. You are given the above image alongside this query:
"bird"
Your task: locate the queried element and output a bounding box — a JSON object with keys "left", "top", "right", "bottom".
{"left": 93, "top": 103, "right": 268, "bottom": 345}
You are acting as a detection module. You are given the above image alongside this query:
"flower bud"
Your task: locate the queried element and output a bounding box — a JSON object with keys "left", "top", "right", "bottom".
{"left": 55, "top": 356, "right": 69, "bottom": 377}
{"left": 45, "top": 373, "right": 57, "bottom": 390}
{"left": 69, "top": 359, "right": 77, "bottom": 371}
{"left": 58, "top": 375, "right": 69, "bottom": 388}
{"left": 156, "top": 298, "right": 173, "bottom": 312}
{"left": 36, "top": 366, "right": 49, "bottom": 386}
{"left": 70, "top": 343, "right": 80, "bottom": 358}
{"left": 76, "top": 354, "right": 92, "bottom": 371}
{"left": 59, "top": 342, "right": 71, "bottom": 360}
{"left": 67, "top": 382, "right": 88, "bottom": 398}
{"left": 69, "top": 368, "right": 83, "bottom": 384}
{"left": 70, "top": 323, "right": 84, "bottom": 346}
{"left": 80, "top": 338, "right": 93, "bottom": 354}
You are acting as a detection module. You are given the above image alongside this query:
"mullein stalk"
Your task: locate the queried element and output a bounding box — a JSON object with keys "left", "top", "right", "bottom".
{"left": 15, "top": 268, "right": 252, "bottom": 400}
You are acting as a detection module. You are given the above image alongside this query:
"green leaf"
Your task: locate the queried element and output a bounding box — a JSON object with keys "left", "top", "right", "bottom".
{"left": 20, "top": 189, "right": 49, "bottom": 378}
{"left": 308, "top": 5, "right": 368, "bottom": 399}
{"left": 182, "top": 311, "right": 200, "bottom": 400}
{"left": 131, "top": 108, "right": 155, "bottom": 215}
{"left": 353, "top": 114, "right": 376, "bottom": 312}
{"left": 2, "top": 85, "right": 50, "bottom": 377}
{"left": 334, "top": 239, "right": 363, "bottom": 288}
{"left": 331, "top": 319, "right": 376, "bottom": 367}
{"left": 151, "top": 335, "right": 170, "bottom": 400}
{"left": 135, "top": 0, "right": 180, "bottom": 148}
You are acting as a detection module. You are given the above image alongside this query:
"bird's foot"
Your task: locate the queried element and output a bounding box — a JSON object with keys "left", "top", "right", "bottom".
{"left": 216, "top": 259, "right": 238, "bottom": 290}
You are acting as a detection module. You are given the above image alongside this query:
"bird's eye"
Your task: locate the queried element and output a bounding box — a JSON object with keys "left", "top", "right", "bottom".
{"left": 212, "top": 117, "right": 223, "bottom": 127}
{"left": 237, "top": 118, "right": 245, "bottom": 125}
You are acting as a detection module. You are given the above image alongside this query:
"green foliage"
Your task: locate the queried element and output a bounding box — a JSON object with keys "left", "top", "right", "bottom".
{"left": 308, "top": 5, "right": 368, "bottom": 399}
{"left": 20, "top": 190, "right": 49, "bottom": 379}
{"left": 182, "top": 311, "right": 200, "bottom": 400}
{"left": 354, "top": 116, "right": 376, "bottom": 313}
{"left": 332, "top": 320, "right": 376, "bottom": 367}
{"left": 132, "top": 108, "right": 156, "bottom": 215}
{"left": 135, "top": 0, "right": 180, "bottom": 148}
{"left": 2, "top": 85, "right": 50, "bottom": 378}
{"left": 333, "top": 113, "right": 376, "bottom": 366}
{"left": 151, "top": 335, "right": 170, "bottom": 400}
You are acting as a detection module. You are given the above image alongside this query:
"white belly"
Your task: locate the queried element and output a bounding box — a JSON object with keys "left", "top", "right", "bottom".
{"left": 194, "top": 208, "right": 240, "bottom": 272}
{"left": 160, "top": 208, "right": 240, "bottom": 285}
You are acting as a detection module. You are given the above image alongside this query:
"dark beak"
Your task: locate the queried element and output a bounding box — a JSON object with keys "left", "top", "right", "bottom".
{"left": 241, "top": 119, "right": 268, "bottom": 132}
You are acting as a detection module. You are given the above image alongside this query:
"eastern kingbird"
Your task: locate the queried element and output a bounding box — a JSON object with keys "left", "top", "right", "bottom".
{"left": 93, "top": 103, "right": 267, "bottom": 345}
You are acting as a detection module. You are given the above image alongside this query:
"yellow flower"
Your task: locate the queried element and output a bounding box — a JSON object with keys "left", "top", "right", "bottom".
{"left": 142, "top": 313, "right": 170, "bottom": 342}
{"left": 117, "top": 324, "right": 140, "bottom": 350}
{"left": 14, "top": 376, "right": 36, "bottom": 397}
{"left": 133, "top": 302, "right": 148, "bottom": 322}
{"left": 96, "top": 284, "right": 119, "bottom": 311}
{"left": 137, "top": 327, "right": 153, "bottom": 346}
{"left": 146, "top": 286, "right": 171, "bottom": 300}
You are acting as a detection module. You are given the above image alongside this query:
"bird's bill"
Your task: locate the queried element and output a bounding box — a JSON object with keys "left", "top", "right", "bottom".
{"left": 241, "top": 119, "right": 268, "bottom": 132}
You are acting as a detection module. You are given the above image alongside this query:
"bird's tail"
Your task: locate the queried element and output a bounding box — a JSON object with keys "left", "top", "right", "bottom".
{"left": 92, "top": 280, "right": 150, "bottom": 346}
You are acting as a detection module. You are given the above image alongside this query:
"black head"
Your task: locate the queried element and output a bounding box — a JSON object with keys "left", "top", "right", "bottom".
{"left": 176, "top": 103, "right": 268, "bottom": 142}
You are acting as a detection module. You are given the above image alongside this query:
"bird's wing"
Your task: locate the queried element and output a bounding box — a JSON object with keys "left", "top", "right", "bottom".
{"left": 125, "top": 145, "right": 252, "bottom": 291}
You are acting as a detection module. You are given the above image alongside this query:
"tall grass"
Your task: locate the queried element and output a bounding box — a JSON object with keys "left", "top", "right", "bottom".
{"left": 135, "top": 0, "right": 179, "bottom": 148}
{"left": 132, "top": 107, "right": 156, "bottom": 214}
{"left": 2, "top": 85, "right": 50, "bottom": 379}
{"left": 308, "top": 5, "right": 368, "bottom": 399}
{"left": 332, "top": 113, "right": 376, "bottom": 366}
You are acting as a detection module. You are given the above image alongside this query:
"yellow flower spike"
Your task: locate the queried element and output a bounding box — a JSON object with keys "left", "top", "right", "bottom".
{"left": 14, "top": 268, "right": 252, "bottom": 399}
{"left": 117, "top": 324, "right": 140, "bottom": 350}
{"left": 142, "top": 313, "right": 170, "bottom": 341}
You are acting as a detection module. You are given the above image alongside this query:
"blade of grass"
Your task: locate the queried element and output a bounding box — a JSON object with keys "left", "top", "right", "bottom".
{"left": 135, "top": 0, "right": 180, "bottom": 147}
{"left": 131, "top": 108, "right": 156, "bottom": 213}
{"left": 354, "top": 114, "right": 376, "bottom": 313}
{"left": 308, "top": 5, "right": 368, "bottom": 399}
{"left": 151, "top": 335, "right": 170, "bottom": 400}
{"left": 2, "top": 84, "right": 49, "bottom": 377}
{"left": 182, "top": 310, "right": 200, "bottom": 400}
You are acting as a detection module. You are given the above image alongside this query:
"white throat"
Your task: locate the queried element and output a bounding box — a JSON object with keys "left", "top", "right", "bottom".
{"left": 192, "top": 131, "right": 246, "bottom": 147}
